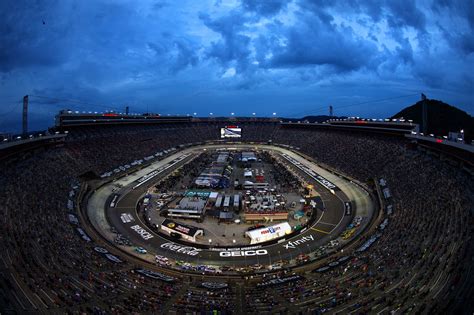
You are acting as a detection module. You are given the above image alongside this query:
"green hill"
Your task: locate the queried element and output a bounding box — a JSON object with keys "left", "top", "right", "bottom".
{"left": 391, "top": 99, "right": 473, "bottom": 142}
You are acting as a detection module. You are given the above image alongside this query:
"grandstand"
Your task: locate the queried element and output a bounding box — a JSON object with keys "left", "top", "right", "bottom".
{"left": 0, "top": 113, "right": 473, "bottom": 314}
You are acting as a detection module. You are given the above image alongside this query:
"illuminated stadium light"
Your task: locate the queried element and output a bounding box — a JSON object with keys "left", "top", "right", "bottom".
{"left": 209, "top": 112, "right": 213, "bottom": 115}
{"left": 252, "top": 112, "right": 256, "bottom": 116}
{"left": 273, "top": 112, "right": 277, "bottom": 116}
{"left": 193, "top": 112, "right": 197, "bottom": 116}
{"left": 231, "top": 112, "right": 234, "bottom": 116}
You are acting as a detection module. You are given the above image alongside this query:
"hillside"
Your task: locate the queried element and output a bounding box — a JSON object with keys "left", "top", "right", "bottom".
{"left": 391, "top": 99, "right": 473, "bottom": 142}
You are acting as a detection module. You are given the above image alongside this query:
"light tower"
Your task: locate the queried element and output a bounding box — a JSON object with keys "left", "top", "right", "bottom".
{"left": 421, "top": 93, "right": 428, "bottom": 135}
{"left": 22, "top": 95, "right": 28, "bottom": 135}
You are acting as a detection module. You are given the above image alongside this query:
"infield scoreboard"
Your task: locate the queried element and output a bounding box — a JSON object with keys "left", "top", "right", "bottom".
{"left": 220, "top": 126, "right": 241, "bottom": 138}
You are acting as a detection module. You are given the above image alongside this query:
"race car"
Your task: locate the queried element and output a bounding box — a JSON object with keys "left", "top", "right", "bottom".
{"left": 154, "top": 255, "right": 171, "bottom": 266}
{"left": 135, "top": 247, "right": 147, "bottom": 254}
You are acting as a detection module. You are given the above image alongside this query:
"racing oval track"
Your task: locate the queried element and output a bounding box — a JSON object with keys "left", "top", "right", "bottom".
{"left": 84, "top": 144, "right": 375, "bottom": 268}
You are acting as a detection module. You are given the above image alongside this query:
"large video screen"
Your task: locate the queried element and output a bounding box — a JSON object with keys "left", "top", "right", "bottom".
{"left": 221, "top": 126, "right": 241, "bottom": 138}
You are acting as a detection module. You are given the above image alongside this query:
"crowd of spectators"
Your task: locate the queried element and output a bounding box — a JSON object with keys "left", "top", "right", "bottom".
{"left": 171, "top": 285, "right": 235, "bottom": 314}
{"left": 0, "top": 121, "right": 472, "bottom": 314}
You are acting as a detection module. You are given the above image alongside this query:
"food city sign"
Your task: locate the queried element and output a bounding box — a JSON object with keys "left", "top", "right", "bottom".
{"left": 219, "top": 249, "right": 268, "bottom": 257}
{"left": 160, "top": 242, "right": 202, "bottom": 256}
{"left": 283, "top": 234, "right": 314, "bottom": 249}
{"left": 260, "top": 226, "right": 280, "bottom": 235}
{"left": 281, "top": 153, "right": 338, "bottom": 191}
{"left": 315, "top": 175, "right": 337, "bottom": 190}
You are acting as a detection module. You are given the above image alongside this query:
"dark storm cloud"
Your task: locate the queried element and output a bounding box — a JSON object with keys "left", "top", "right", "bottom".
{"left": 170, "top": 40, "right": 200, "bottom": 73}
{"left": 432, "top": 0, "right": 474, "bottom": 29}
{"left": 199, "top": 11, "right": 253, "bottom": 72}
{"left": 432, "top": 0, "right": 474, "bottom": 55}
{"left": 0, "top": 0, "right": 472, "bottom": 132}
{"left": 263, "top": 13, "right": 379, "bottom": 72}
{"left": 384, "top": 1, "right": 426, "bottom": 31}
{"left": 0, "top": 0, "right": 70, "bottom": 72}
{"left": 147, "top": 37, "right": 200, "bottom": 74}
{"left": 241, "top": 0, "right": 290, "bottom": 16}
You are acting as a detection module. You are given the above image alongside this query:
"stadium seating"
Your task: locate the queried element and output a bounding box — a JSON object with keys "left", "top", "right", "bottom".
{"left": 0, "top": 122, "right": 472, "bottom": 314}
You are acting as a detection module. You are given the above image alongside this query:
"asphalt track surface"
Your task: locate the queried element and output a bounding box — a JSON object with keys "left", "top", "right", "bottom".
{"left": 86, "top": 144, "right": 374, "bottom": 266}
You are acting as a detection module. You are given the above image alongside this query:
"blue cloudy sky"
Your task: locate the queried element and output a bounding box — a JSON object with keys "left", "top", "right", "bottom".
{"left": 0, "top": 0, "right": 473, "bottom": 132}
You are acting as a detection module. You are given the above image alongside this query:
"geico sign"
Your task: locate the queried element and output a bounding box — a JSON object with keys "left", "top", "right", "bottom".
{"left": 219, "top": 249, "right": 268, "bottom": 257}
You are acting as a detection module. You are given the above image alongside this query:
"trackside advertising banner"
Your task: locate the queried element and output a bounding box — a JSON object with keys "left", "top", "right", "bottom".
{"left": 281, "top": 154, "right": 339, "bottom": 193}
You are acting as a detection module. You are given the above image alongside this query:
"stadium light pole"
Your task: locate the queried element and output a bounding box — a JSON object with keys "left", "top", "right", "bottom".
{"left": 231, "top": 112, "right": 235, "bottom": 116}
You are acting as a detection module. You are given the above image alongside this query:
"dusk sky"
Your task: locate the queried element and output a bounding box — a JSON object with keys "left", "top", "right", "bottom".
{"left": 0, "top": 0, "right": 473, "bottom": 132}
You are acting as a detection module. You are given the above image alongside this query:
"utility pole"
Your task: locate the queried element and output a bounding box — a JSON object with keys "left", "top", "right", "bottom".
{"left": 125, "top": 106, "right": 129, "bottom": 115}
{"left": 421, "top": 93, "right": 428, "bottom": 135}
{"left": 22, "top": 95, "right": 28, "bottom": 135}
{"left": 329, "top": 105, "right": 333, "bottom": 117}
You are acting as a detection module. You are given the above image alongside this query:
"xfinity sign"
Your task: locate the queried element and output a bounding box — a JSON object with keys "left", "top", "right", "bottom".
{"left": 283, "top": 234, "right": 314, "bottom": 249}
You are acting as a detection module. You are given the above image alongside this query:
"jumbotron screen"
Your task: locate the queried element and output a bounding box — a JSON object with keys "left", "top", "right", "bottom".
{"left": 220, "top": 126, "right": 241, "bottom": 138}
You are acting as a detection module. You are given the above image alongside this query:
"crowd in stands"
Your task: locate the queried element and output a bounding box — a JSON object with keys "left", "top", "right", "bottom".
{"left": 172, "top": 286, "right": 235, "bottom": 314}
{"left": 0, "top": 122, "right": 472, "bottom": 314}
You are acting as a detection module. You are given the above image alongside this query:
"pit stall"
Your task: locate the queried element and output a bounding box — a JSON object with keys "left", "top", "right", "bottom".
{"left": 160, "top": 219, "right": 204, "bottom": 243}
